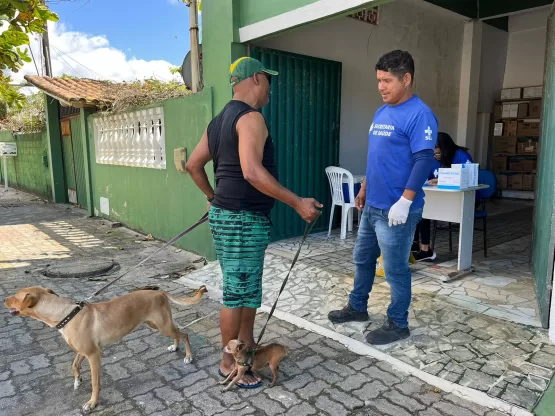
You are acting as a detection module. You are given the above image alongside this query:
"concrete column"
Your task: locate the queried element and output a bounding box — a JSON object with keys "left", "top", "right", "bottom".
{"left": 44, "top": 95, "right": 66, "bottom": 203}
{"left": 457, "top": 20, "right": 483, "bottom": 153}
{"left": 474, "top": 113, "right": 490, "bottom": 167}
{"left": 80, "top": 108, "right": 95, "bottom": 216}
{"left": 203, "top": 0, "right": 246, "bottom": 115}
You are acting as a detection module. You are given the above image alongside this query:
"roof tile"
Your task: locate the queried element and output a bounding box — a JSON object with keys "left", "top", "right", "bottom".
{"left": 24, "top": 75, "right": 119, "bottom": 108}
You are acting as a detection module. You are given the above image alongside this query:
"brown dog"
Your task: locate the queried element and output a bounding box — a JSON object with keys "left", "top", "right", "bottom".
{"left": 220, "top": 339, "right": 289, "bottom": 391}
{"left": 4, "top": 285, "right": 207, "bottom": 413}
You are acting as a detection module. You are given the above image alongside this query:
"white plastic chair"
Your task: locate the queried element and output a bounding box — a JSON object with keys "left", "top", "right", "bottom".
{"left": 325, "top": 167, "right": 361, "bottom": 240}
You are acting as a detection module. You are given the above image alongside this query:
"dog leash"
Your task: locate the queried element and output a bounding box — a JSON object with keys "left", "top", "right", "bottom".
{"left": 86, "top": 212, "right": 209, "bottom": 300}
{"left": 238, "top": 213, "right": 321, "bottom": 368}
{"left": 255, "top": 212, "right": 321, "bottom": 347}
{"left": 56, "top": 212, "right": 209, "bottom": 330}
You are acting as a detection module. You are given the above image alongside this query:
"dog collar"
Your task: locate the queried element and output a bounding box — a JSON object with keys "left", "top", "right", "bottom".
{"left": 238, "top": 349, "right": 257, "bottom": 368}
{"left": 56, "top": 301, "right": 87, "bottom": 330}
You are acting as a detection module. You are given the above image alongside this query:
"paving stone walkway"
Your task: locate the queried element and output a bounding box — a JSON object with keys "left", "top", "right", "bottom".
{"left": 188, "top": 204, "right": 553, "bottom": 412}
{"left": 0, "top": 191, "right": 513, "bottom": 415}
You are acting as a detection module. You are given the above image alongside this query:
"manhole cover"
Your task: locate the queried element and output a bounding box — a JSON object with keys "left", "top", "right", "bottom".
{"left": 43, "top": 259, "right": 119, "bottom": 279}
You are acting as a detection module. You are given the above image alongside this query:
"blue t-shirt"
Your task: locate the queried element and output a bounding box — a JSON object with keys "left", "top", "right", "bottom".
{"left": 365, "top": 95, "right": 438, "bottom": 210}
{"left": 429, "top": 149, "right": 473, "bottom": 179}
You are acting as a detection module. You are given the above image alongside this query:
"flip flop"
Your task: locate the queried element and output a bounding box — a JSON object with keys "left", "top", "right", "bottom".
{"left": 218, "top": 369, "right": 262, "bottom": 389}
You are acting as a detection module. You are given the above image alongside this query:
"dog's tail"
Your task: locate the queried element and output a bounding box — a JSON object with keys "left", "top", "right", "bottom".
{"left": 165, "top": 285, "right": 207, "bottom": 306}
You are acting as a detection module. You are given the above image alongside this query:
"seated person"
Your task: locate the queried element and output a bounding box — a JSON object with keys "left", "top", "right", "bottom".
{"left": 413, "top": 132, "right": 473, "bottom": 261}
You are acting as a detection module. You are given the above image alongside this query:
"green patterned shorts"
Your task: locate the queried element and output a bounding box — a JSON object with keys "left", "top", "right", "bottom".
{"left": 208, "top": 206, "right": 271, "bottom": 309}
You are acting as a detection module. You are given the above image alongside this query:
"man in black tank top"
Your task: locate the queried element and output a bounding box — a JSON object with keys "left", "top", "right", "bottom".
{"left": 186, "top": 57, "right": 322, "bottom": 388}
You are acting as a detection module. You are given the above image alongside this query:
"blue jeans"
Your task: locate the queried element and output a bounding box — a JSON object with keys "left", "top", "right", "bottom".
{"left": 349, "top": 206, "right": 423, "bottom": 328}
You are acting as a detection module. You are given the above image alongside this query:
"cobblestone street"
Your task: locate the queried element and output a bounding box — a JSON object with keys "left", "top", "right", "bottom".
{"left": 0, "top": 192, "right": 511, "bottom": 415}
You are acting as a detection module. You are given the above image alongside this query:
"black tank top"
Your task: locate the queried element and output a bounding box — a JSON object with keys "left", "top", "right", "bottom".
{"left": 207, "top": 100, "right": 278, "bottom": 215}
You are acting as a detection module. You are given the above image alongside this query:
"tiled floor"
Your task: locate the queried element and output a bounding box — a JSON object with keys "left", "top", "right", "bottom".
{"left": 430, "top": 202, "right": 533, "bottom": 263}
{"left": 188, "top": 199, "right": 553, "bottom": 411}
{"left": 413, "top": 235, "right": 538, "bottom": 326}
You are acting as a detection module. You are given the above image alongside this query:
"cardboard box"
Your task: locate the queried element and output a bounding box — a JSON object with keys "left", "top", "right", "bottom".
{"left": 523, "top": 86, "right": 543, "bottom": 99}
{"left": 517, "top": 121, "right": 540, "bottom": 136}
{"left": 502, "top": 104, "right": 510, "bottom": 119}
{"left": 504, "top": 120, "right": 518, "bottom": 136}
{"left": 438, "top": 167, "right": 469, "bottom": 189}
{"left": 494, "top": 136, "right": 517, "bottom": 154}
{"left": 522, "top": 174, "right": 536, "bottom": 190}
{"left": 452, "top": 163, "right": 479, "bottom": 187}
{"left": 509, "top": 104, "right": 519, "bottom": 118}
{"left": 501, "top": 88, "right": 522, "bottom": 100}
{"left": 494, "top": 104, "right": 502, "bottom": 120}
{"left": 509, "top": 157, "right": 537, "bottom": 172}
{"left": 493, "top": 156, "right": 508, "bottom": 171}
{"left": 494, "top": 122, "right": 503, "bottom": 136}
{"left": 517, "top": 103, "right": 529, "bottom": 118}
{"left": 497, "top": 174, "right": 508, "bottom": 189}
{"left": 529, "top": 100, "right": 542, "bottom": 118}
{"left": 508, "top": 174, "right": 523, "bottom": 189}
{"left": 518, "top": 139, "right": 539, "bottom": 154}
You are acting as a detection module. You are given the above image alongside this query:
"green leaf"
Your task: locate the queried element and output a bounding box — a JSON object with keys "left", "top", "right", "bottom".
{"left": 1, "top": 29, "right": 29, "bottom": 45}
{"left": 0, "top": 0, "right": 59, "bottom": 108}
{"left": 8, "top": 0, "right": 30, "bottom": 13}
{"left": 16, "top": 48, "right": 31, "bottom": 62}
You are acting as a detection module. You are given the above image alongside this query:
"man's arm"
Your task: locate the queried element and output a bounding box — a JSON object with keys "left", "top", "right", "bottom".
{"left": 403, "top": 149, "right": 435, "bottom": 200}
{"left": 404, "top": 111, "right": 438, "bottom": 200}
{"left": 185, "top": 130, "right": 215, "bottom": 200}
{"left": 237, "top": 112, "right": 322, "bottom": 222}
{"left": 388, "top": 111, "right": 437, "bottom": 226}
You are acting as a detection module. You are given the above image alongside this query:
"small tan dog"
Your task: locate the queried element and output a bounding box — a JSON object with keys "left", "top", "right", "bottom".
{"left": 220, "top": 339, "right": 289, "bottom": 391}
{"left": 4, "top": 285, "right": 207, "bottom": 413}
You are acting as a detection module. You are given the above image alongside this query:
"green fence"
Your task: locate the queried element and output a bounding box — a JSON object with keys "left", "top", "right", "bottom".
{"left": 0, "top": 130, "right": 52, "bottom": 199}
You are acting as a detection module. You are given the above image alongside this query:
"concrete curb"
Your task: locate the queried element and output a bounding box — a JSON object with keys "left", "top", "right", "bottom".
{"left": 177, "top": 276, "right": 534, "bottom": 416}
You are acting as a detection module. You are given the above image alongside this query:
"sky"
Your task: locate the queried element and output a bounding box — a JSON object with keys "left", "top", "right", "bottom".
{"left": 12, "top": 0, "right": 195, "bottom": 84}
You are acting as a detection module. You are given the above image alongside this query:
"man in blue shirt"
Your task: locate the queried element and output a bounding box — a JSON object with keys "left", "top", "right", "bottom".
{"left": 328, "top": 50, "right": 438, "bottom": 345}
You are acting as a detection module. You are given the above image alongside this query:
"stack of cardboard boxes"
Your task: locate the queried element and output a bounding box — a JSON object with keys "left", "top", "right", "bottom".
{"left": 492, "top": 86, "right": 541, "bottom": 192}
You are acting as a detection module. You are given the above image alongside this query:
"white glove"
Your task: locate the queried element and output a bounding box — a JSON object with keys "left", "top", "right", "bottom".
{"left": 388, "top": 197, "right": 413, "bottom": 227}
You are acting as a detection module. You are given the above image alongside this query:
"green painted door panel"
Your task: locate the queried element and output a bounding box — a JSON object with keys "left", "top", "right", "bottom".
{"left": 61, "top": 131, "right": 77, "bottom": 203}
{"left": 532, "top": 5, "right": 555, "bottom": 328}
{"left": 251, "top": 47, "right": 341, "bottom": 241}
{"left": 70, "top": 117, "right": 88, "bottom": 209}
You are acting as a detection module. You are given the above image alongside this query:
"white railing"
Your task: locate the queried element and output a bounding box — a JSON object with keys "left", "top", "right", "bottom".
{"left": 92, "top": 107, "right": 166, "bottom": 169}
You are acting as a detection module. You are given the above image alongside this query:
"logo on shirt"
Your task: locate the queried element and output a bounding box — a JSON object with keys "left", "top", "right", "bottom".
{"left": 425, "top": 126, "right": 433, "bottom": 141}
{"left": 372, "top": 124, "right": 395, "bottom": 137}
{"left": 434, "top": 169, "right": 439, "bottom": 178}
{"left": 369, "top": 123, "right": 374, "bottom": 133}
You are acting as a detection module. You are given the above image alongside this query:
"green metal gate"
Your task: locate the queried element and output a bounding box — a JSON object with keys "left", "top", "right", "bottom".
{"left": 60, "top": 116, "right": 87, "bottom": 208}
{"left": 532, "top": 4, "right": 555, "bottom": 328}
{"left": 70, "top": 118, "right": 88, "bottom": 210}
{"left": 250, "top": 47, "right": 342, "bottom": 241}
{"left": 61, "top": 130, "right": 77, "bottom": 205}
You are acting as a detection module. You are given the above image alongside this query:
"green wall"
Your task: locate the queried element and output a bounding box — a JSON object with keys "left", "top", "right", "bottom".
{"left": 238, "top": 0, "right": 319, "bottom": 26}
{"left": 203, "top": 0, "right": 246, "bottom": 115}
{"left": 88, "top": 90, "right": 216, "bottom": 259}
{"left": 0, "top": 130, "right": 52, "bottom": 199}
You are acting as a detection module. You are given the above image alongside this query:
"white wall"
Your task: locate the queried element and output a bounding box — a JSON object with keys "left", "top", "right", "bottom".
{"left": 477, "top": 24, "right": 508, "bottom": 113}
{"left": 503, "top": 8, "right": 549, "bottom": 88}
{"left": 256, "top": 0, "right": 464, "bottom": 174}
{"left": 474, "top": 23, "right": 509, "bottom": 166}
